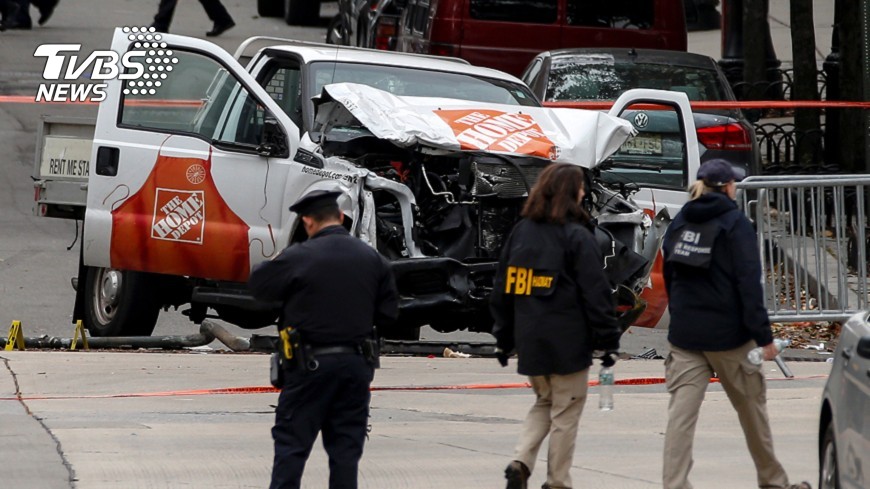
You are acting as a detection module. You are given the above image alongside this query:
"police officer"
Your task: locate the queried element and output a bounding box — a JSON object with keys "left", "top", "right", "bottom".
{"left": 490, "top": 163, "right": 621, "bottom": 489}
{"left": 248, "top": 189, "right": 399, "bottom": 489}
{"left": 661, "top": 159, "right": 811, "bottom": 489}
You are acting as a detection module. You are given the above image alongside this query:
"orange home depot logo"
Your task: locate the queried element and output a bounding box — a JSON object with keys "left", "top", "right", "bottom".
{"left": 436, "top": 109, "right": 559, "bottom": 159}
{"left": 151, "top": 188, "right": 205, "bottom": 243}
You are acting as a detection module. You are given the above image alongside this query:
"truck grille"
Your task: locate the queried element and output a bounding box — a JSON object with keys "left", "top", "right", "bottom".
{"left": 471, "top": 159, "right": 547, "bottom": 199}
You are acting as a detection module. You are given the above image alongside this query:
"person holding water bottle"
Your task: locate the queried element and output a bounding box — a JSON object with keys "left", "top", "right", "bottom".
{"left": 661, "top": 159, "right": 811, "bottom": 489}
{"left": 490, "top": 163, "right": 621, "bottom": 489}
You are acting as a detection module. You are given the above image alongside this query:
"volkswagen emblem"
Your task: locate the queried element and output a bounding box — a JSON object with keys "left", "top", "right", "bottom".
{"left": 633, "top": 112, "right": 649, "bottom": 129}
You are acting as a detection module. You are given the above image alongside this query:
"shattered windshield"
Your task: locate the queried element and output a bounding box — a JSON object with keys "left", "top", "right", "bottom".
{"left": 310, "top": 62, "right": 540, "bottom": 107}
{"left": 545, "top": 55, "right": 727, "bottom": 102}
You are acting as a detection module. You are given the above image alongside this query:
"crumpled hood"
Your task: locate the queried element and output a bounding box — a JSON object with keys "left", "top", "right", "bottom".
{"left": 682, "top": 192, "right": 738, "bottom": 223}
{"left": 314, "top": 83, "right": 635, "bottom": 168}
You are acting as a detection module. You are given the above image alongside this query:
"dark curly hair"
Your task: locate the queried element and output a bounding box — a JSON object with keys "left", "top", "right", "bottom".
{"left": 521, "top": 163, "right": 590, "bottom": 224}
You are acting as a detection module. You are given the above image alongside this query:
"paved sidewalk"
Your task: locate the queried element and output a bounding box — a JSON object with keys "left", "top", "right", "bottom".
{"left": 1, "top": 351, "right": 826, "bottom": 488}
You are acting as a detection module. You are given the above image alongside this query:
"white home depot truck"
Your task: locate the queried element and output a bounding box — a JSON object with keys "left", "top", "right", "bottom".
{"left": 33, "top": 29, "right": 700, "bottom": 339}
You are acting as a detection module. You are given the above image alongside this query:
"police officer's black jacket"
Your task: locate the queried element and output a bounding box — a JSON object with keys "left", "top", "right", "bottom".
{"left": 490, "top": 219, "right": 620, "bottom": 376}
{"left": 248, "top": 225, "right": 399, "bottom": 345}
{"left": 662, "top": 191, "right": 772, "bottom": 351}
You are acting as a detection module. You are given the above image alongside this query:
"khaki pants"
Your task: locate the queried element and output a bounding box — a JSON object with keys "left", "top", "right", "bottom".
{"left": 514, "top": 369, "right": 589, "bottom": 489}
{"left": 662, "top": 342, "right": 790, "bottom": 489}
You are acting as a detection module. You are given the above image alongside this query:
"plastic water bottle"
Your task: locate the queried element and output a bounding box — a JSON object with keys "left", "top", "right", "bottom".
{"left": 747, "top": 338, "right": 791, "bottom": 365}
{"left": 598, "top": 365, "right": 614, "bottom": 411}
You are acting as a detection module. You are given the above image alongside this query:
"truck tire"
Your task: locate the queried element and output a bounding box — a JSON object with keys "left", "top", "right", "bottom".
{"left": 284, "top": 0, "right": 320, "bottom": 26}
{"left": 84, "top": 267, "right": 160, "bottom": 337}
{"left": 258, "top": 0, "right": 285, "bottom": 18}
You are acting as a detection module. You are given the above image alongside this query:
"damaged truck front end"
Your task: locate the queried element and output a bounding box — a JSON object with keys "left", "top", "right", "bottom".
{"left": 311, "top": 83, "right": 672, "bottom": 336}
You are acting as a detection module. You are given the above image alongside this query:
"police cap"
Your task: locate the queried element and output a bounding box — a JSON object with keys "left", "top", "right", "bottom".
{"left": 289, "top": 189, "right": 342, "bottom": 215}
{"left": 697, "top": 159, "right": 743, "bottom": 187}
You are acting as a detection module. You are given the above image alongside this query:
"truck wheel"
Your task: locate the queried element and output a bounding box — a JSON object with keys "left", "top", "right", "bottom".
{"left": 819, "top": 423, "right": 839, "bottom": 489}
{"left": 258, "top": 0, "right": 285, "bottom": 17}
{"left": 284, "top": 0, "right": 320, "bottom": 26}
{"left": 84, "top": 267, "right": 160, "bottom": 337}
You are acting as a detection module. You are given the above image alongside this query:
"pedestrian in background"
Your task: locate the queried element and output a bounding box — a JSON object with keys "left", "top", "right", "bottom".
{"left": 150, "top": 0, "right": 235, "bottom": 37}
{"left": 490, "top": 163, "right": 621, "bottom": 489}
{"left": 249, "top": 189, "right": 398, "bottom": 489}
{"left": 661, "top": 159, "right": 811, "bottom": 489}
{"left": 0, "top": 0, "right": 56, "bottom": 30}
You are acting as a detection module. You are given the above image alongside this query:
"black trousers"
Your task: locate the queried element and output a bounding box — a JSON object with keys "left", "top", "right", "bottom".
{"left": 270, "top": 353, "right": 374, "bottom": 489}
{"left": 152, "top": 0, "right": 233, "bottom": 31}
{"left": 8, "top": 0, "right": 55, "bottom": 26}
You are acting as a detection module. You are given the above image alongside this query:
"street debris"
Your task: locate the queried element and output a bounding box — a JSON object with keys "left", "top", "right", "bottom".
{"left": 443, "top": 347, "right": 471, "bottom": 358}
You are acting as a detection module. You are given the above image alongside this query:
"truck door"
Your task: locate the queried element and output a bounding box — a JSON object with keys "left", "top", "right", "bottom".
{"left": 84, "top": 28, "right": 300, "bottom": 282}
{"left": 605, "top": 89, "right": 700, "bottom": 328}
{"left": 606, "top": 88, "right": 699, "bottom": 217}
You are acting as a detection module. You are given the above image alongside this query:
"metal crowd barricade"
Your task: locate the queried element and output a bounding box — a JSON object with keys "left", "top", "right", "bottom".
{"left": 738, "top": 175, "right": 870, "bottom": 322}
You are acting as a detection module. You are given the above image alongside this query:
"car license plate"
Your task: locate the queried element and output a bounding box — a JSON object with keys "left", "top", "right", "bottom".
{"left": 620, "top": 134, "right": 663, "bottom": 155}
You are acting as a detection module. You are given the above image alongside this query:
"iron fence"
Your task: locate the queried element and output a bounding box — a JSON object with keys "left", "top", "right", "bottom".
{"left": 738, "top": 175, "right": 870, "bottom": 322}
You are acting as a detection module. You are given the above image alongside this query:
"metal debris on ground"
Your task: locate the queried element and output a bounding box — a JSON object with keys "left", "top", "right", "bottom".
{"left": 443, "top": 347, "right": 471, "bottom": 358}
{"left": 771, "top": 321, "right": 841, "bottom": 351}
{"left": 632, "top": 348, "right": 663, "bottom": 360}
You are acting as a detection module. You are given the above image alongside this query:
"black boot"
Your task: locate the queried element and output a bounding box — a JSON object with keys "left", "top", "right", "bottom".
{"left": 205, "top": 20, "right": 234, "bottom": 37}
{"left": 38, "top": 0, "right": 58, "bottom": 25}
{"left": 0, "top": 1, "right": 22, "bottom": 30}
{"left": 505, "top": 460, "right": 530, "bottom": 489}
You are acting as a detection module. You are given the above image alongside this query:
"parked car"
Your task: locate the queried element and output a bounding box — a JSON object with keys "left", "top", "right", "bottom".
{"left": 394, "top": 0, "right": 687, "bottom": 77}
{"left": 522, "top": 48, "right": 761, "bottom": 183}
{"left": 818, "top": 311, "right": 870, "bottom": 489}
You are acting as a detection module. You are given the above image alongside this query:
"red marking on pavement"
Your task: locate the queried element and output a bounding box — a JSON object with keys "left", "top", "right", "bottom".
{"left": 0, "top": 375, "right": 828, "bottom": 401}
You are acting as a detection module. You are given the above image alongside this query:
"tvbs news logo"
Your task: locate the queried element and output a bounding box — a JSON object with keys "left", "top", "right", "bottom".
{"left": 34, "top": 26, "right": 178, "bottom": 103}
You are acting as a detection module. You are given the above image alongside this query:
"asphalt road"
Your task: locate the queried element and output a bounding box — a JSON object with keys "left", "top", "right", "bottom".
{"left": 1, "top": 351, "right": 827, "bottom": 488}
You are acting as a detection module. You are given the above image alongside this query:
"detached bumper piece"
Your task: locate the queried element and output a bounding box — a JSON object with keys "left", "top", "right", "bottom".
{"left": 390, "top": 257, "right": 496, "bottom": 313}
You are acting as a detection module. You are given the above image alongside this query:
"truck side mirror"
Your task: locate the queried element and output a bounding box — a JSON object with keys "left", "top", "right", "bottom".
{"left": 257, "top": 115, "right": 289, "bottom": 158}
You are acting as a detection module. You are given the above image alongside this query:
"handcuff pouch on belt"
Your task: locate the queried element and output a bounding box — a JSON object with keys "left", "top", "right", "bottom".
{"left": 361, "top": 326, "right": 381, "bottom": 369}
{"left": 270, "top": 326, "right": 320, "bottom": 388}
{"left": 280, "top": 326, "right": 319, "bottom": 372}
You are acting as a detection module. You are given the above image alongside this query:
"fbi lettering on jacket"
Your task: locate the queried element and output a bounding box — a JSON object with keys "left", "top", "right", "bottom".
{"left": 504, "top": 266, "right": 555, "bottom": 295}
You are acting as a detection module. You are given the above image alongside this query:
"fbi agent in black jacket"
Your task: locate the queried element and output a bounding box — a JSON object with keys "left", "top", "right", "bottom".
{"left": 661, "top": 159, "right": 810, "bottom": 489}
{"left": 249, "top": 189, "right": 399, "bottom": 489}
{"left": 490, "top": 163, "right": 621, "bottom": 489}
